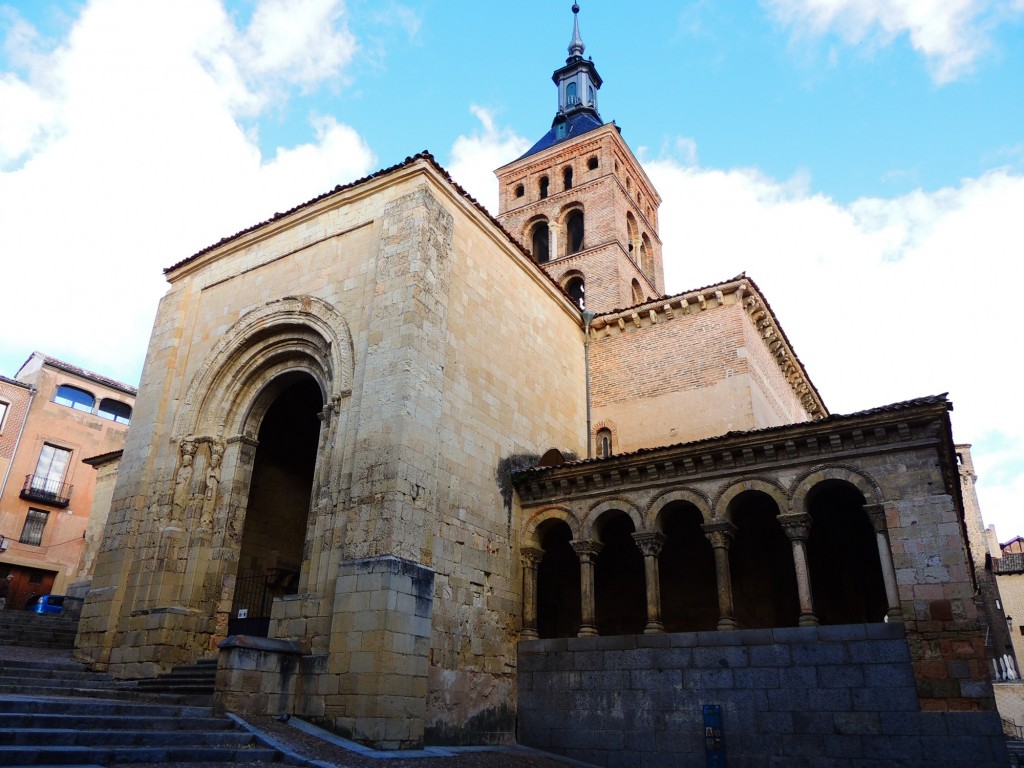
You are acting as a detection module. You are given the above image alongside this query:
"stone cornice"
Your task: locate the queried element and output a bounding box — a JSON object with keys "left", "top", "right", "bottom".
{"left": 588, "top": 276, "right": 827, "bottom": 421}
{"left": 513, "top": 398, "right": 952, "bottom": 507}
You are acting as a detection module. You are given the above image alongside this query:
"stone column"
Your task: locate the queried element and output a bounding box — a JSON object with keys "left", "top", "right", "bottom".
{"left": 571, "top": 540, "right": 604, "bottom": 637}
{"left": 779, "top": 513, "right": 819, "bottom": 627}
{"left": 702, "top": 522, "right": 738, "bottom": 630}
{"left": 864, "top": 503, "right": 904, "bottom": 621}
{"left": 520, "top": 547, "right": 545, "bottom": 640}
{"left": 632, "top": 531, "right": 666, "bottom": 634}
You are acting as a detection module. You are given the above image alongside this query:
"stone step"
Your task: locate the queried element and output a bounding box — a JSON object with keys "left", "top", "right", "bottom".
{"left": 0, "top": 696, "right": 212, "bottom": 718}
{"left": 0, "top": 729, "right": 256, "bottom": 748}
{"left": 0, "top": 713, "right": 233, "bottom": 732}
{"left": 0, "top": 667, "right": 112, "bottom": 682}
{"left": 0, "top": 695, "right": 278, "bottom": 766}
{"left": 0, "top": 744, "right": 278, "bottom": 765}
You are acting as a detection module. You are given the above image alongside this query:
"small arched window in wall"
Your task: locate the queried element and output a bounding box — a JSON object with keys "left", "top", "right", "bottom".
{"left": 566, "top": 82, "right": 578, "bottom": 105}
{"left": 514, "top": 183, "right": 525, "bottom": 198}
{"left": 567, "top": 210, "right": 585, "bottom": 254}
{"left": 532, "top": 221, "right": 550, "bottom": 263}
{"left": 98, "top": 398, "right": 132, "bottom": 425}
{"left": 631, "top": 279, "right": 644, "bottom": 305}
{"left": 539, "top": 176, "right": 549, "bottom": 199}
{"left": 565, "top": 274, "right": 585, "bottom": 309}
{"left": 640, "top": 233, "right": 653, "bottom": 276}
{"left": 587, "top": 156, "right": 599, "bottom": 171}
{"left": 563, "top": 166, "right": 573, "bottom": 191}
{"left": 596, "top": 428, "right": 613, "bottom": 458}
{"left": 54, "top": 385, "right": 94, "bottom": 413}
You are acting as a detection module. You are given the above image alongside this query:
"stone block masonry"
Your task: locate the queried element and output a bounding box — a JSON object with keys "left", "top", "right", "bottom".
{"left": 518, "top": 623, "right": 1009, "bottom": 768}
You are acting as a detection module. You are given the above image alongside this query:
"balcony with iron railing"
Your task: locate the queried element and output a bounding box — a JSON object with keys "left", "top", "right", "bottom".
{"left": 19, "top": 475, "right": 72, "bottom": 508}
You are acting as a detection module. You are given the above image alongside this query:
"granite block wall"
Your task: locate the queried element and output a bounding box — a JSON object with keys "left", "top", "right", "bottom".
{"left": 518, "top": 624, "right": 1009, "bottom": 768}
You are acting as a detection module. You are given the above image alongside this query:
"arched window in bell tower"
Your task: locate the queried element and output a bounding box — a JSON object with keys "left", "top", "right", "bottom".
{"left": 564, "top": 272, "right": 585, "bottom": 309}
{"left": 641, "top": 233, "right": 654, "bottom": 276}
{"left": 631, "top": 279, "right": 644, "bottom": 305}
{"left": 563, "top": 166, "right": 573, "bottom": 191}
{"left": 532, "top": 221, "right": 551, "bottom": 263}
{"left": 539, "top": 176, "right": 549, "bottom": 199}
{"left": 566, "top": 82, "right": 578, "bottom": 106}
{"left": 567, "top": 210, "right": 585, "bottom": 254}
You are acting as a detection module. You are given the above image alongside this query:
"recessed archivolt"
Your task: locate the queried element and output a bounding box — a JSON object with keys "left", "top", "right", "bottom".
{"left": 522, "top": 506, "right": 580, "bottom": 547}
{"left": 174, "top": 295, "right": 353, "bottom": 439}
{"left": 712, "top": 477, "right": 789, "bottom": 522}
{"left": 646, "top": 488, "right": 712, "bottom": 530}
{"left": 790, "top": 464, "right": 883, "bottom": 514}
{"left": 581, "top": 497, "right": 643, "bottom": 540}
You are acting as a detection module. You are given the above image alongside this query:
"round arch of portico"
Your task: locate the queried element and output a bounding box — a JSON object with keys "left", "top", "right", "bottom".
{"left": 790, "top": 464, "right": 884, "bottom": 516}
{"left": 712, "top": 477, "right": 789, "bottom": 522}
{"left": 646, "top": 488, "right": 712, "bottom": 530}
{"left": 521, "top": 506, "right": 581, "bottom": 548}
{"left": 581, "top": 498, "right": 643, "bottom": 540}
{"left": 174, "top": 295, "right": 354, "bottom": 439}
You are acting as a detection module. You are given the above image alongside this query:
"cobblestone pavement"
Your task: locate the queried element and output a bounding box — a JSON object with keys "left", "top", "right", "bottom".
{"left": 0, "top": 644, "right": 589, "bottom": 768}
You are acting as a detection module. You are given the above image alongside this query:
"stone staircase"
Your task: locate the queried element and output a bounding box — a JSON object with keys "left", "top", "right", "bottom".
{"left": 0, "top": 657, "right": 281, "bottom": 765}
{"left": 0, "top": 610, "right": 78, "bottom": 650}
{"left": 1009, "top": 737, "right": 1024, "bottom": 767}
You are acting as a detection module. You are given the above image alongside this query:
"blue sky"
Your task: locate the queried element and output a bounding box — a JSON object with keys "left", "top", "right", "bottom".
{"left": 1, "top": 0, "right": 1022, "bottom": 538}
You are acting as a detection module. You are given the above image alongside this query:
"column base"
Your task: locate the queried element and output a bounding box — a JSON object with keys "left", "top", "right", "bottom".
{"left": 643, "top": 621, "right": 665, "bottom": 635}
{"left": 886, "top": 607, "right": 904, "bottom": 622}
{"left": 798, "top": 613, "right": 820, "bottom": 627}
{"left": 577, "top": 625, "right": 599, "bottom": 637}
{"left": 716, "top": 617, "right": 738, "bottom": 630}
{"left": 520, "top": 629, "right": 539, "bottom": 640}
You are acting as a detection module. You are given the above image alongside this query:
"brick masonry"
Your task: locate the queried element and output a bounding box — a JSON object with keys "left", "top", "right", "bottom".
{"left": 518, "top": 624, "right": 1010, "bottom": 768}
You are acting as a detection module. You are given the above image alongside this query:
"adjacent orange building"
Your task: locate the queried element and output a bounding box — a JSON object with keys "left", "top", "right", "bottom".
{"left": 0, "top": 353, "right": 135, "bottom": 608}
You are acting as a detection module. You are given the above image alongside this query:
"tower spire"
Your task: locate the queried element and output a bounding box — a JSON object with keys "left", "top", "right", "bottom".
{"left": 568, "top": 3, "right": 585, "bottom": 60}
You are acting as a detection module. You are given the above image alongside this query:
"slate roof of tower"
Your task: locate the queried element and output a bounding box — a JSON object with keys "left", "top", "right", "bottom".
{"left": 517, "top": 111, "right": 605, "bottom": 161}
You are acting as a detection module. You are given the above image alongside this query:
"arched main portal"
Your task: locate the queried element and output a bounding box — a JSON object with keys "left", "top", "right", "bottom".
{"left": 230, "top": 375, "right": 323, "bottom": 636}
{"left": 807, "top": 481, "right": 888, "bottom": 624}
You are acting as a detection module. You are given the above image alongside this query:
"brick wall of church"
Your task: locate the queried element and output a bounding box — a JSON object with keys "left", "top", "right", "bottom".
{"left": 588, "top": 293, "right": 812, "bottom": 452}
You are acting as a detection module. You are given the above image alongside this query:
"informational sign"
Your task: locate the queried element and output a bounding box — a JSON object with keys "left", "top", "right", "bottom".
{"left": 237, "top": 608, "right": 248, "bottom": 619}
{"left": 703, "top": 704, "right": 726, "bottom": 768}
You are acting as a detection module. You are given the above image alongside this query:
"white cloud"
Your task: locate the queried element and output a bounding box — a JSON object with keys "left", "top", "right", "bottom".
{"left": 446, "top": 105, "right": 530, "bottom": 214}
{"left": 0, "top": 0, "right": 374, "bottom": 385}
{"left": 646, "top": 150, "right": 1024, "bottom": 538}
{"left": 762, "top": 0, "right": 1024, "bottom": 82}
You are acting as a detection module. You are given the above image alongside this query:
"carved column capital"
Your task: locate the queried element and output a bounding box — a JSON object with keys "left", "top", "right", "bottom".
{"left": 520, "top": 546, "right": 545, "bottom": 569}
{"left": 702, "top": 521, "right": 736, "bottom": 549}
{"left": 778, "top": 513, "right": 813, "bottom": 542}
{"left": 571, "top": 539, "right": 605, "bottom": 563}
{"left": 632, "top": 531, "right": 666, "bottom": 557}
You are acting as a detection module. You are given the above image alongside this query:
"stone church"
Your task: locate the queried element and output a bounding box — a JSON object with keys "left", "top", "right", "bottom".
{"left": 76, "top": 6, "right": 1008, "bottom": 766}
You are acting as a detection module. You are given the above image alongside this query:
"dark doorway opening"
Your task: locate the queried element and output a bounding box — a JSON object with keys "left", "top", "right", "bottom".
{"left": 807, "top": 482, "right": 888, "bottom": 624}
{"left": 230, "top": 376, "right": 322, "bottom": 637}
{"left": 729, "top": 492, "right": 799, "bottom": 629}
{"left": 595, "top": 514, "right": 645, "bottom": 635}
{"left": 536, "top": 521, "right": 580, "bottom": 639}
{"left": 658, "top": 502, "right": 717, "bottom": 632}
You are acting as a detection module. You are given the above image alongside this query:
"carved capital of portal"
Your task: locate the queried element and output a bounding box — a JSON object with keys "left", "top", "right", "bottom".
{"left": 702, "top": 521, "right": 737, "bottom": 550}
{"left": 520, "top": 546, "right": 545, "bottom": 569}
{"left": 571, "top": 539, "right": 605, "bottom": 563}
{"left": 631, "top": 531, "right": 666, "bottom": 558}
{"left": 778, "top": 513, "right": 813, "bottom": 542}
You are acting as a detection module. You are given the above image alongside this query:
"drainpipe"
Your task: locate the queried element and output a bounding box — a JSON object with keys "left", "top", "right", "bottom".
{"left": 582, "top": 310, "right": 596, "bottom": 459}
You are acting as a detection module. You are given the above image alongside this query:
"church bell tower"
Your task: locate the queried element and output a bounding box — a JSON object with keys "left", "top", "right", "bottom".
{"left": 495, "top": 3, "right": 665, "bottom": 313}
